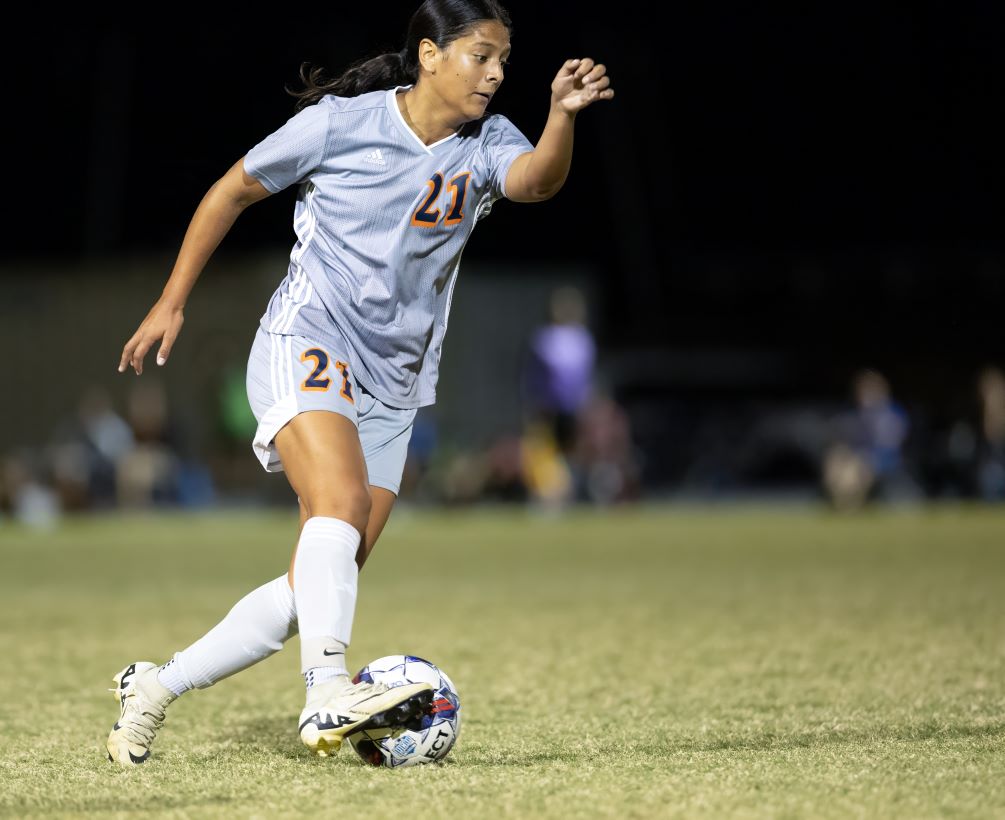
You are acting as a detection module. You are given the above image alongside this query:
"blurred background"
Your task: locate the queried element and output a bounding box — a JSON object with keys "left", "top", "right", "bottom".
{"left": 2, "top": 3, "right": 1003, "bottom": 526}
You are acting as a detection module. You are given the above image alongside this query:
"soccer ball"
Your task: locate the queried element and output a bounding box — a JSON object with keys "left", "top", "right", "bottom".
{"left": 347, "top": 655, "right": 461, "bottom": 768}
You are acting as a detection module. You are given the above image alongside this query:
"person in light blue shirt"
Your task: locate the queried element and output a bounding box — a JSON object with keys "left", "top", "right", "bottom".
{"left": 109, "top": 0, "right": 614, "bottom": 765}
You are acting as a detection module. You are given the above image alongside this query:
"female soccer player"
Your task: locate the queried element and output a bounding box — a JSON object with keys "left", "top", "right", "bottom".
{"left": 106, "top": 0, "right": 613, "bottom": 765}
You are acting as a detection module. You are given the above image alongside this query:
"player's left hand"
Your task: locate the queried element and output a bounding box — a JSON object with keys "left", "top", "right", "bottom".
{"left": 551, "top": 58, "right": 614, "bottom": 114}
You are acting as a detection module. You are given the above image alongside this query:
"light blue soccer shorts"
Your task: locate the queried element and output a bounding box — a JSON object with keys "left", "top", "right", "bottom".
{"left": 245, "top": 325, "right": 417, "bottom": 494}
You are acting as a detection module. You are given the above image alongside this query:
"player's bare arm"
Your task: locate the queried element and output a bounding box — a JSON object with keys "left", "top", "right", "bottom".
{"left": 118, "top": 159, "right": 271, "bottom": 375}
{"left": 504, "top": 57, "right": 614, "bottom": 203}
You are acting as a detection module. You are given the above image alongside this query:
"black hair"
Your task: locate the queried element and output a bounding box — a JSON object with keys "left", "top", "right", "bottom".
{"left": 288, "top": 0, "right": 512, "bottom": 112}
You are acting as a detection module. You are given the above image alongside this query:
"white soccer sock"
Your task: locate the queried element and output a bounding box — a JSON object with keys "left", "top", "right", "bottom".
{"left": 304, "top": 665, "right": 348, "bottom": 689}
{"left": 293, "top": 516, "right": 360, "bottom": 677}
{"left": 157, "top": 575, "right": 298, "bottom": 697}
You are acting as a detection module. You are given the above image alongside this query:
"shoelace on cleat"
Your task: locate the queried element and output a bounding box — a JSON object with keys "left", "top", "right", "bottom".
{"left": 347, "top": 681, "right": 388, "bottom": 697}
{"left": 311, "top": 681, "right": 391, "bottom": 720}
{"left": 118, "top": 693, "right": 166, "bottom": 745}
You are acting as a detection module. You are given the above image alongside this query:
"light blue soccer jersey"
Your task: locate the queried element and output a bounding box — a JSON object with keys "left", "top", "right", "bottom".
{"left": 243, "top": 85, "right": 533, "bottom": 409}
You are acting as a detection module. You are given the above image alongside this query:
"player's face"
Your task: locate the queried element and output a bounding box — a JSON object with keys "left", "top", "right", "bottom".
{"left": 437, "top": 20, "right": 511, "bottom": 121}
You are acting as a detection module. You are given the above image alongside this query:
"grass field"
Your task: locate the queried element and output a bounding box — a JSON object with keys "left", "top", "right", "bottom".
{"left": 1, "top": 503, "right": 1004, "bottom": 818}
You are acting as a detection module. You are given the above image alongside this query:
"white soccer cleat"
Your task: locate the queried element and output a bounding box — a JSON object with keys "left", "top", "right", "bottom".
{"left": 105, "top": 661, "right": 175, "bottom": 765}
{"left": 298, "top": 679, "right": 434, "bottom": 757}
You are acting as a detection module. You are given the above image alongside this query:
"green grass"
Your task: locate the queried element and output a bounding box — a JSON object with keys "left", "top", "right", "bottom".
{"left": 1, "top": 503, "right": 1004, "bottom": 818}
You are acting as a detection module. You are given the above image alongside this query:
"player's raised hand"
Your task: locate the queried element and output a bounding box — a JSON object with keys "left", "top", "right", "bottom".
{"left": 118, "top": 299, "right": 185, "bottom": 375}
{"left": 551, "top": 58, "right": 614, "bottom": 114}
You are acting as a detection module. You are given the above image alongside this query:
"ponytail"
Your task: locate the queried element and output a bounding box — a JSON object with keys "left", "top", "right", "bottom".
{"left": 287, "top": 49, "right": 417, "bottom": 112}
{"left": 287, "top": 1, "right": 512, "bottom": 111}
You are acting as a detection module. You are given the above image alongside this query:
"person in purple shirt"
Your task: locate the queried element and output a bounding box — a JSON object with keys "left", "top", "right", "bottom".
{"left": 523, "top": 285, "right": 596, "bottom": 455}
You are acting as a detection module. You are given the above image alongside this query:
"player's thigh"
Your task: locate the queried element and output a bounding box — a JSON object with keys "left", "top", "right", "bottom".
{"left": 274, "top": 411, "right": 371, "bottom": 529}
{"left": 246, "top": 327, "right": 360, "bottom": 473}
{"left": 245, "top": 327, "right": 370, "bottom": 527}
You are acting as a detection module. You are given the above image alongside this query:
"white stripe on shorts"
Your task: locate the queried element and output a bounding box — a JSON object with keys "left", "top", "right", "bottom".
{"left": 270, "top": 331, "right": 280, "bottom": 404}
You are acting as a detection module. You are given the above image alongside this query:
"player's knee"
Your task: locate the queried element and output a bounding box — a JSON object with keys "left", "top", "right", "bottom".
{"left": 347, "top": 486, "right": 373, "bottom": 526}
{"left": 303, "top": 484, "right": 371, "bottom": 531}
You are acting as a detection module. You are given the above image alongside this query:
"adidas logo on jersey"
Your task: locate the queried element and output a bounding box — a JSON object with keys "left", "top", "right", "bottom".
{"left": 363, "top": 149, "right": 386, "bottom": 165}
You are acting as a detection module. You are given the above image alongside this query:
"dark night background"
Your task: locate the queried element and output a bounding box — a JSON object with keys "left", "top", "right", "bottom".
{"left": 3, "top": 3, "right": 1003, "bottom": 496}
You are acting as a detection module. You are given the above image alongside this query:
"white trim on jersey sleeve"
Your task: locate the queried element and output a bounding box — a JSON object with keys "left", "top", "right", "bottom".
{"left": 499, "top": 149, "right": 533, "bottom": 201}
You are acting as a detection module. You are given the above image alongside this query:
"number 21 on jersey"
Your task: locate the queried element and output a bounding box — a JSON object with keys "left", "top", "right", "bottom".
{"left": 411, "top": 171, "right": 472, "bottom": 228}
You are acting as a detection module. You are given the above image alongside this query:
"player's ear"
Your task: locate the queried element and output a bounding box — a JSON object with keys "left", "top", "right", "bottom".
{"left": 417, "top": 38, "right": 439, "bottom": 74}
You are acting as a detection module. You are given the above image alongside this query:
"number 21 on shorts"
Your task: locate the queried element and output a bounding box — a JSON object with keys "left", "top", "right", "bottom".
{"left": 300, "top": 348, "right": 354, "bottom": 404}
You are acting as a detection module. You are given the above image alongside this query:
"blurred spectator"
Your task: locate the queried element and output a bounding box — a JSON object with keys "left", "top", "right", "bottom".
{"left": 821, "top": 441, "right": 874, "bottom": 511}
{"left": 49, "top": 386, "right": 135, "bottom": 510}
{"left": 573, "top": 390, "right": 642, "bottom": 504}
{"left": 976, "top": 365, "right": 1005, "bottom": 501}
{"left": 520, "top": 420, "right": 573, "bottom": 508}
{"left": 822, "top": 369, "right": 920, "bottom": 509}
{"left": 399, "top": 407, "right": 440, "bottom": 502}
{"left": 924, "top": 413, "right": 979, "bottom": 500}
{"left": 1, "top": 451, "right": 61, "bottom": 529}
{"left": 116, "top": 377, "right": 194, "bottom": 506}
{"left": 484, "top": 433, "right": 530, "bottom": 503}
{"left": 521, "top": 285, "right": 596, "bottom": 456}
{"left": 439, "top": 446, "right": 491, "bottom": 505}
{"left": 519, "top": 285, "right": 596, "bottom": 508}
